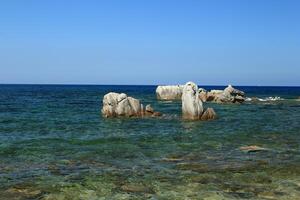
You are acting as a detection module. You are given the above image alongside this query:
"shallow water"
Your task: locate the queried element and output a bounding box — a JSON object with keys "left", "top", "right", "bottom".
{"left": 0, "top": 85, "right": 300, "bottom": 200}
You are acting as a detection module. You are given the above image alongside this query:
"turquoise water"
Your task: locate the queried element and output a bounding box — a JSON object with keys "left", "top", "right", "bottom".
{"left": 0, "top": 85, "right": 300, "bottom": 200}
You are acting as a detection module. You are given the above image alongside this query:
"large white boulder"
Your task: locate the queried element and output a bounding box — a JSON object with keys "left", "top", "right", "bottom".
{"left": 102, "top": 93, "right": 161, "bottom": 118}
{"left": 156, "top": 85, "right": 183, "bottom": 100}
{"left": 181, "top": 82, "right": 204, "bottom": 120}
{"left": 102, "top": 92, "right": 143, "bottom": 117}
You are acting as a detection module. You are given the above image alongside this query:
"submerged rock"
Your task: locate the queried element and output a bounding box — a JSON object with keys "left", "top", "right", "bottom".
{"left": 239, "top": 145, "right": 268, "bottom": 153}
{"left": 156, "top": 85, "right": 183, "bottom": 100}
{"left": 120, "top": 184, "right": 154, "bottom": 193}
{"left": 176, "top": 162, "right": 210, "bottom": 172}
{"left": 182, "top": 82, "right": 204, "bottom": 120}
{"left": 201, "top": 108, "right": 217, "bottom": 120}
{"left": 5, "top": 187, "right": 41, "bottom": 199}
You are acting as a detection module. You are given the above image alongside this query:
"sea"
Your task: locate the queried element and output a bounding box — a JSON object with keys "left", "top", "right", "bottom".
{"left": 0, "top": 84, "right": 300, "bottom": 200}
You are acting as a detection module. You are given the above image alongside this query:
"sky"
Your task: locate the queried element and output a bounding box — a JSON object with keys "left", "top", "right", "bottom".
{"left": 0, "top": 0, "right": 299, "bottom": 86}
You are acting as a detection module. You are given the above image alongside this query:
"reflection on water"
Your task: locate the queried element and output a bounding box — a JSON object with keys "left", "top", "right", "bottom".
{"left": 0, "top": 85, "right": 300, "bottom": 199}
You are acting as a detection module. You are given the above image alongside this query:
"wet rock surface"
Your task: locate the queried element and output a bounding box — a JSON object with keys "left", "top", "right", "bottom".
{"left": 200, "top": 85, "right": 246, "bottom": 103}
{"left": 181, "top": 82, "right": 217, "bottom": 121}
{"left": 182, "top": 81, "right": 204, "bottom": 120}
{"left": 102, "top": 93, "right": 162, "bottom": 118}
{"left": 156, "top": 85, "right": 183, "bottom": 100}
{"left": 102, "top": 92, "right": 143, "bottom": 117}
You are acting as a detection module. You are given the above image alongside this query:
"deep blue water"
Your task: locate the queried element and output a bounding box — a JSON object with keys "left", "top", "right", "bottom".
{"left": 0, "top": 84, "right": 300, "bottom": 200}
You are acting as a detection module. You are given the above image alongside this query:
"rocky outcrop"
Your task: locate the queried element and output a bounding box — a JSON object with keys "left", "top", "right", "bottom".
{"left": 156, "top": 85, "right": 183, "bottom": 100}
{"left": 102, "top": 92, "right": 143, "bottom": 117}
{"left": 198, "top": 88, "right": 208, "bottom": 102}
{"left": 182, "top": 82, "right": 204, "bottom": 120}
{"left": 200, "top": 85, "right": 245, "bottom": 103}
{"left": 102, "top": 93, "right": 161, "bottom": 118}
{"left": 181, "top": 82, "right": 216, "bottom": 120}
{"left": 157, "top": 84, "right": 245, "bottom": 104}
{"left": 206, "top": 90, "right": 223, "bottom": 102}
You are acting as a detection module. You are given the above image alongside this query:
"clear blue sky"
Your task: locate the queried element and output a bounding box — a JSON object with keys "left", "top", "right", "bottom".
{"left": 0, "top": 0, "right": 299, "bottom": 86}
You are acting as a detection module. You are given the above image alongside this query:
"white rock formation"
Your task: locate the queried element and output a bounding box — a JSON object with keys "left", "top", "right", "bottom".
{"left": 102, "top": 92, "right": 143, "bottom": 117}
{"left": 181, "top": 82, "right": 204, "bottom": 120}
{"left": 156, "top": 85, "right": 183, "bottom": 100}
{"left": 200, "top": 85, "right": 245, "bottom": 103}
{"left": 102, "top": 93, "right": 162, "bottom": 118}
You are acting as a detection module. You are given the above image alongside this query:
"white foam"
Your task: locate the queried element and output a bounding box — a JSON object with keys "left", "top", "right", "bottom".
{"left": 247, "top": 96, "right": 284, "bottom": 102}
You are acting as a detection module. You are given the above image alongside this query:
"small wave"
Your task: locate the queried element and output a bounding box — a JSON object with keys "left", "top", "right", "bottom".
{"left": 261, "top": 96, "right": 284, "bottom": 101}
{"left": 161, "top": 114, "right": 179, "bottom": 120}
{"left": 247, "top": 96, "right": 284, "bottom": 102}
{"left": 161, "top": 101, "right": 174, "bottom": 103}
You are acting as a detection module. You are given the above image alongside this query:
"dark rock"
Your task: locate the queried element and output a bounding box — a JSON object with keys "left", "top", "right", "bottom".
{"left": 201, "top": 108, "right": 217, "bottom": 120}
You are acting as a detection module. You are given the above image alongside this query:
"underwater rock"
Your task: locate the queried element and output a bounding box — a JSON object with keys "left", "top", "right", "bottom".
{"left": 239, "top": 145, "right": 268, "bottom": 152}
{"left": 156, "top": 85, "right": 183, "bottom": 100}
{"left": 176, "top": 162, "right": 210, "bottom": 172}
{"left": 182, "top": 82, "right": 204, "bottom": 120}
{"left": 120, "top": 184, "right": 154, "bottom": 193}
{"left": 201, "top": 108, "right": 217, "bottom": 120}
{"left": 161, "top": 157, "right": 184, "bottom": 162}
{"left": 6, "top": 187, "right": 41, "bottom": 198}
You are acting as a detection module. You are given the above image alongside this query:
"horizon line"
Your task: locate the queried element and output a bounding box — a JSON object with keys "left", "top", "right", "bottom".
{"left": 0, "top": 83, "right": 299, "bottom": 87}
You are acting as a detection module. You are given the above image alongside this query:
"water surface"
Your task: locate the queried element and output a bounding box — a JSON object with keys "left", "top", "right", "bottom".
{"left": 0, "top": 85, "right": 300, "bottom": 199}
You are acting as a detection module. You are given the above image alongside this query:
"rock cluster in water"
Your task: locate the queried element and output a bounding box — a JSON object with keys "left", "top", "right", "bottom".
{"left": 156, "top": 84, "right": 245, "bottom": 104}
{"left": 102, "top": 92, "right": 161, "bottom": 118}
{"left": 182, "top": 82, "right": 216, "bottom": 120}
{"left": 199, "top": 85, "right": 245, "bottom": 103}
{"left": 156, "top": 85, "right": 183, "bottom": 100}
{"left": 102, "top": 81, "right": 222, "bottom": 120}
